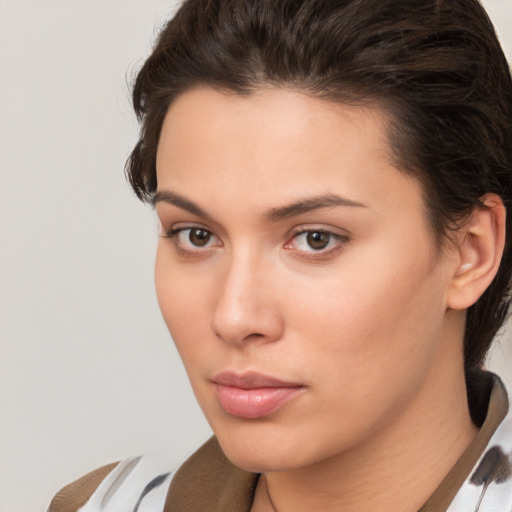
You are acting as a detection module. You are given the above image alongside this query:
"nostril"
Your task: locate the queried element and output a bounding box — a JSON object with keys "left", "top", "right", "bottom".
{"left": 243, "top": 332, "right": 265, "bottom": 341}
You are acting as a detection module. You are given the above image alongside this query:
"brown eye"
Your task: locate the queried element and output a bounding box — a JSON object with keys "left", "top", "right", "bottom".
{"left": 306, "top": 231, "right": 331, "bottom": 250}
{"left": 165, "top": 226, "right": 221, "bottom": 254}
{"left": 189, "top": 228, "right": 211, "bottom": 246}
{"left": 286, "top": 228, "right": 347, "bottom": 256}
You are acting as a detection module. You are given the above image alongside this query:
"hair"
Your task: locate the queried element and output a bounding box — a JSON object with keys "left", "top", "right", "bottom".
{"left": 126, "top": 0, "right": 512, "bottom": 369}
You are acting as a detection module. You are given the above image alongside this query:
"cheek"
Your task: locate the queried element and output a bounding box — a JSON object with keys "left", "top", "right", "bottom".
{"left": 154, "top": 249, "right": 210, "bottom": 362}
{"left": 288, "top": 241, "right": 447, "bottom": 389}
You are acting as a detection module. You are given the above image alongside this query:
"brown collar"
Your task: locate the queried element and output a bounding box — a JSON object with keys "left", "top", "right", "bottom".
{"left": 165, "top": 373, "right": 509, "bottom": 512}
{"left": 419, "top": 373, "right": 508, "bottom": 511}
{"left": 165, "top": 436, "right": 258, "bottom": 512}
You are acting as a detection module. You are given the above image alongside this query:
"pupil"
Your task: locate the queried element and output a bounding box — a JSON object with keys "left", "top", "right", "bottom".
{"left": 307, "top": 231, "right": 330, "bottom": 250}
{"left": 190, "top": 229, "right": 210, "bottom": 246}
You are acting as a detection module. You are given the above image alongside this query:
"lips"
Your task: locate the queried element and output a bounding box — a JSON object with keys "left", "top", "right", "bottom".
{"left": 212, "top": 371, "right": 305, "bottom": 419}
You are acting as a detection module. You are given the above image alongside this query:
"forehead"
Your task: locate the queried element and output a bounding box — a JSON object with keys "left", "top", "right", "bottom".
{"left": 157, "top": 87, "right": 391, "bottom": 157}
{"left": 155, "top": 87, "right": 427, "bottom": 226}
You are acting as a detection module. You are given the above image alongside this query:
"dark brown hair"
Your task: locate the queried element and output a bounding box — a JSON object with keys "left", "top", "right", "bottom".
{"left": 126, "top": 0, "right": 512, "bottom": 369}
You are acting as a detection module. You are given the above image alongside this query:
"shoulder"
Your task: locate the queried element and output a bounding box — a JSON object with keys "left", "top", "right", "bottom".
{"left": 443, "top": 373, "right": 512, "bottom": 512}
{"left": 48, "top": 457, "right": 173, "bottom": 512}
{"left": 48, "top": 462, "right": 118, "bottom": 512}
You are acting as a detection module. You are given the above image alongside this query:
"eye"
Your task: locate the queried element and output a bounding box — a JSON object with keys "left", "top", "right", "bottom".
{"left": 286, "top": 229, "right": 347, "bottom": 254}
{"left": 185, "top": 228, "right": 212, "bottom": 247}
{"left": 163, "top": 226, "right": 221, "bottom": 253}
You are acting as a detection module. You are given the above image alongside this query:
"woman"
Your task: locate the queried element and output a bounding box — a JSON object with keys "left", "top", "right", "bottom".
{"left": 49, "top": 0, "right": 512, "bottom": 511}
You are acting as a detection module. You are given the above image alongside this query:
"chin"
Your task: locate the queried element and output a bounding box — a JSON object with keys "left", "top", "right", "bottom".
{"left": 221, "top": 442, "right": 299, "bottom": 473}
{"left": 213, "top": 424, "right": 321, "bottom": 474}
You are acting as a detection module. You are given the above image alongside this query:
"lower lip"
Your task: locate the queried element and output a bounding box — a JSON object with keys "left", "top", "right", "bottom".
{"left": 214, "top": 384, "right": 303, "bottom": 419}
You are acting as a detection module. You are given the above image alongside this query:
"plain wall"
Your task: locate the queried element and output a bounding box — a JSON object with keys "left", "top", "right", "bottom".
{"left": 0, "top": 1, "right": 511, "bottom": 511}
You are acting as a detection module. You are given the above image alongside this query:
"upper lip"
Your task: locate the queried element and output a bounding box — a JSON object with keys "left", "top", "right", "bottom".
{"left": 212, "top": 371, "right": 303, "bottom": 389}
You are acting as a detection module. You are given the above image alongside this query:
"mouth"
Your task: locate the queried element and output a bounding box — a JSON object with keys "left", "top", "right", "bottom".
{"left": 212, "top": 371, "right": 305, "bottom": 419}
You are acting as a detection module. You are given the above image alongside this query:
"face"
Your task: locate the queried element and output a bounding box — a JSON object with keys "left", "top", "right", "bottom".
{"left": 154, "top": 87, "right": 460, "bottom": 473}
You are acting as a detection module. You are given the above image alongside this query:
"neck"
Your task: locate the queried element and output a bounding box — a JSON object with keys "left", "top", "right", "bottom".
{"left": 252, "top": 322, "right": 478, "bottom": 512}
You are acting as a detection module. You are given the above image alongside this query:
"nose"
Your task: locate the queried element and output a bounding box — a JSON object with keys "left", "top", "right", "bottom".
{"left": 210, "top": 251, "right": 284, "bottom": 347}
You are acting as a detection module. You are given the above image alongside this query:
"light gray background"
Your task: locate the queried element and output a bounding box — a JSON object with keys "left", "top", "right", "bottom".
{"left": 0, "top": 1, "right": 511, "bottom": 511}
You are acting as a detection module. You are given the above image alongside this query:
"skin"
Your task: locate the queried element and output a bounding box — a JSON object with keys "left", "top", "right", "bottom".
{"left": 154, "top": 87, "right": 493, "bottom": 512}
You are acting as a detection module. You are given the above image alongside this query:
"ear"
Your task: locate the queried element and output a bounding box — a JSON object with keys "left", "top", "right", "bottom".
{"left": 447, "top": 194, "right": 506, "bottom": 310}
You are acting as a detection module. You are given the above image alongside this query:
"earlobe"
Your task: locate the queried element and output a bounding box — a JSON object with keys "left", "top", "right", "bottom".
{"left": 447, "top": 194, "right": 506, "bottom": 310}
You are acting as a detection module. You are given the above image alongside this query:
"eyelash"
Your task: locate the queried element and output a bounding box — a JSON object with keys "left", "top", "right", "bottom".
{"left": 285, "top": 229, "right": 349, "bottom": 257}
{"left": 162, "top": 227, "right": 221, "bottom": 256}
{"left": 162, "top": 226, "right": 349, "bottom": 257}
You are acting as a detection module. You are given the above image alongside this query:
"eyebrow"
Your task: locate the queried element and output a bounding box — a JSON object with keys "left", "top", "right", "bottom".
{"left": 152, "top": 190, "right": 210, "bottom": 218}
{"left": 152, "top": 190, "right": 366, "bottom": 222}
{"left": 265, "top": 194, "right": 366, "bottom": 222}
